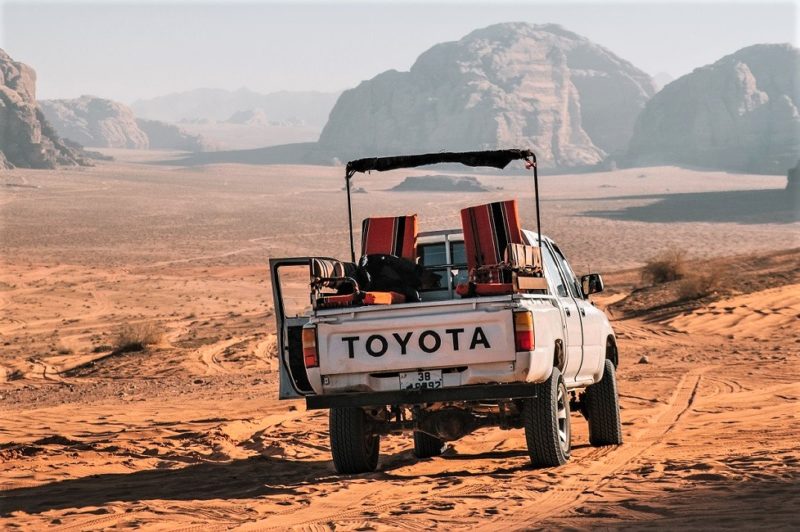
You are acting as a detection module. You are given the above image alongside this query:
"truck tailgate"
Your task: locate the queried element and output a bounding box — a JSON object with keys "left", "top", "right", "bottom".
{"left": 317, "top": 304, "right": 516, "bottom": 375}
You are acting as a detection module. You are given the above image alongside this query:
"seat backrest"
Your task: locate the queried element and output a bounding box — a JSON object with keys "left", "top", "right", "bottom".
{"left": 361, "top": 215, "right": 418, "bottom": 261}
{"left": 460, "top": 200, "right": 523, "bottom": 274}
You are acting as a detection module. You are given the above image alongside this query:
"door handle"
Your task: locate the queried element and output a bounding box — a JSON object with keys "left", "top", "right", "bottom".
{"left": 565, "top": 308, "right": 571, "bottom": 317}
{"left": 580, "top": 308, "right": 586, "bottom": 317}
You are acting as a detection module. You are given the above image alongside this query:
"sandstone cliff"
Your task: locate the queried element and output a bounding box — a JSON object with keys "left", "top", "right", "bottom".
{"left": 39, "top": 96, "right": 149, "bottom": 149}
{"left": 627, "top": 44, "right": 800, "bottom": 174}
{"left": 135, "top": 118, "right": 214, "bottom": 152}
{"left": 318, "top": 23, "right": 655, "bottom": 168}
{"left": 40, "top": 96, "right": 213, "bottom": 152}
{"left": 0, "top": 49, "right": 83, "bottom": 168}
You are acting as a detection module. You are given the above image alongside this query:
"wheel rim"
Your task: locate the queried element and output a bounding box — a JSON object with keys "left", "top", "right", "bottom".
{"left": 556, "top": 383, "right": 570, "bottom": 454}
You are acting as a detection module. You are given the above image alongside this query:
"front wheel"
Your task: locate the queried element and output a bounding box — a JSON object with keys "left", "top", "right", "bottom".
{"left": 329, "top": 407, "right": 380, "bottom": 474}
{"left": 523, "top": 367, "right": 571, "bottom": 467}
{"left": 585, "top": 359, "right": 623, "bottom": 446}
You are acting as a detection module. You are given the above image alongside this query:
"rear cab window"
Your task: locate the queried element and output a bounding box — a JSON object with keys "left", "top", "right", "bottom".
{"left": 417, "top": 233, "right": 467, "bottom": 298}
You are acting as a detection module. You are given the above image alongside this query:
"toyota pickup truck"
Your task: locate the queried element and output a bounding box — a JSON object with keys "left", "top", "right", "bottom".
{"left": 270, "top": 150, "right": 622, "bottom": 473}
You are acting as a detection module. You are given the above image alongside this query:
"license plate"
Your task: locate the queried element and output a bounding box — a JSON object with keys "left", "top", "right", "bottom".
{"left": 399, "top": 370, "right": 443, "bottom": 390}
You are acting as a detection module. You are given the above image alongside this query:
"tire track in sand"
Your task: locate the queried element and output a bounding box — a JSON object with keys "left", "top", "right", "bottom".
{"left": 235, "top": 369, "right": 706, "bottom": 531}
{"left": 478, "top": 368, "right": 706, "bottom": 530}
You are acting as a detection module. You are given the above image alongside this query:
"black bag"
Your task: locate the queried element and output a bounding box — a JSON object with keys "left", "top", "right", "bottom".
{"left": 357, "top": 254, "right": 422, "bottom": 302}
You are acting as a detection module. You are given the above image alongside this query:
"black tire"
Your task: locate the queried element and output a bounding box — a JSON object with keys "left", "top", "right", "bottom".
{"left": 585, "top": 359, "right": 623, "bottom": 446}
{"left": 523, "top": 367, "right": 571, "bottom": 467}
{"left": 413, "top": 431, "right": 444, "bottom": 458}
{"left": 329, "top": 407, "right": 380, "bottom": 474}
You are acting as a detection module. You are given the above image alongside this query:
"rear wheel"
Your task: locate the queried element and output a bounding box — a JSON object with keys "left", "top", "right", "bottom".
{"left": 329, "top": 407, "right": 380, "bottom": 474}
{"left": 523, "top": 367, "right": 571, "bottom": 467}
{"left": 585, "top": 359, "right": 623, "bottom": 446}
{"left": 413, "top": 431, "right": 444, "bottom": 458}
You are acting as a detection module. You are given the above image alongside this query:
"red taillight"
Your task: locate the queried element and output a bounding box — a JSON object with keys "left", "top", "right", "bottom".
{"left": 302, "top": 327, "right": 319, "bottom": 368}
{"left": 514, "top": 311, "right": 534, "bottom": 352}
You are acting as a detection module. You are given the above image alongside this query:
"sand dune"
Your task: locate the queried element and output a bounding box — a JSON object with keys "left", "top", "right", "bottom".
{"left": 669, "top": 284, "right": 800, "bottom": 338}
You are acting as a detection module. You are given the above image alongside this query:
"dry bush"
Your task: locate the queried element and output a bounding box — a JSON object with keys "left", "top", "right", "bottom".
{"left": 114, "top": 322, "right": 163, "bottom": 353}
{"left": 55, "top": 343, "right": 73, "bottom": 355}
{"left": 676, "top": 264, "right": 728, "bottom": 301}
{"left": 642, "top": 248, "right": 688, "bottom": 285}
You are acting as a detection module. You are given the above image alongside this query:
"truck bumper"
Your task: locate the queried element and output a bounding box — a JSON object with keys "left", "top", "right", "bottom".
{"left": 305, "top": 381, "right": 541, "bottom": 410}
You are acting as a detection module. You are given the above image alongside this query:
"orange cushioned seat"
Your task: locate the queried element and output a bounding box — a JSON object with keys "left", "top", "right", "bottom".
{"left": 457, "top": 200, "right": 523, "bottom": 296}
{"left": 317, "top": 290, "right": 406, "bottom": 309}
{"left": 455, "top": 283, "right": 514, "bottom": 297}
{"left": 363, "top": 291, "right": 406, "bottom": 305}
{"left": 361, "top": 214, "right": 418, "bottom": 261}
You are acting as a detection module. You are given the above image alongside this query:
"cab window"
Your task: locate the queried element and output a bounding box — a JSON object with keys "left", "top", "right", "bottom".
{"left": 541, "top": 244, "right": 568, "bottom": 298}
{"left": 552, "top": 244, "right": 583, "bottom": 299}
{"left": 418, "top": 241, "right": 468, "bottom": 293}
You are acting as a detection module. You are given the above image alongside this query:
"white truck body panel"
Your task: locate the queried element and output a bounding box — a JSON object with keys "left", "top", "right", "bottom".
{"left": 273, "top": 231, "right": 616, "bottom": 402}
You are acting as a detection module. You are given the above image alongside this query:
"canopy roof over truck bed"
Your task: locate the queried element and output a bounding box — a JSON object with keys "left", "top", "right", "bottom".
{"left": 345, "top": 149, "right": 535, "bottom": 175}
{"left": 343, "top": 149, "right": 541, "bottom": 262}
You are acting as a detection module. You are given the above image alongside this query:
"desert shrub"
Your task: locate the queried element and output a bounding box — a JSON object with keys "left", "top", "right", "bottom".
{"left": 642, "top": 248, "right": 687, "bottom": 285}
{"left": 55, "top": 343, "right": 73, "bottom": 355}
{"left": 676, "top": 265, "right": 727, "bottom": 301}
{"left": 114, "top": 322, "right": 163, "bottom": 353}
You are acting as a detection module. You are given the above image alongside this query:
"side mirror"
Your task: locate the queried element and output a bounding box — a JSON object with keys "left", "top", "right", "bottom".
{"left": 581, "top": 273, "right": 604, "bottom": 296}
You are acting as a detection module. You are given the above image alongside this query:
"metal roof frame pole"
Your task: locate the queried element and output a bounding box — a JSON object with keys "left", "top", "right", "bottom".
{"left": 532, "top": 153, "right": 542, "bottom": 250}
{"left": 345, "top": 170, "right": 356, "bottom": 263}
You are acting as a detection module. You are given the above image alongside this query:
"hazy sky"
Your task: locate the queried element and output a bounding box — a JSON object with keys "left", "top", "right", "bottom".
{"left": 1, "top": 1, "right": 796, "bottom": 103}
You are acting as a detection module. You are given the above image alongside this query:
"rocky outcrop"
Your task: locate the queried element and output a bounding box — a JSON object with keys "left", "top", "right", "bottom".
{"left": 0, "top": 48, "right": 83, "bottom": 168}
{"left": 318, "top": 23, "right": 655, "bottom": 169}
{"left": 135, "top": 119, "right": 213, "bottom": 152}
{"left": 39, "top": 96, "right": 149, "bottom": 149}
{"left": 628, "top": 44, "right": 800, "bottom": 174}
{"left": 391, "top": 175, "right": 490, "bottom": 192}
{"left": 225, "top": 108, "right": 269, "bottom": 125}
{"left": 39, "top": 96, "right": 213, "bottom": 152}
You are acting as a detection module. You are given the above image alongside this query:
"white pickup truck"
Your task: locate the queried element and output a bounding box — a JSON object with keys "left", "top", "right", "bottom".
{"left": 270, "top": 150, "right": 622, "bottom": 473}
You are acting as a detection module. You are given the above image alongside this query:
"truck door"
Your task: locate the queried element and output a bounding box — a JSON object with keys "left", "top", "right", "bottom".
{"left": 540, "top": 243, "right": 584, "bottom": 382}
{"left": 550, "top": 243, "right": 602, "bottom": 382}
{"left": 269, "top": 258, "right": 315, "bottom": 398}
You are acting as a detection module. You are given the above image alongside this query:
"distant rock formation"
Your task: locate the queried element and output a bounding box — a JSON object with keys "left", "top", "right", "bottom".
{"left": 40, "top": 96, "right": 149, "bottom": 149}
{"left": 225, "top": 108, "right": 269, "bottom": 125}
{"left": 135, "top": 118, "right": 214, "bottom": 152}
{"left": 132, "top": 88, "right": 340, "bottom": 125}
{"left": 391, "top": 175, "right": 490, "bottom": 192}
{"left": 0, "top": 48, "right": 83, "bottom": 168}
{"left": 318, "top": 22, "right": 655, "bottom": 169}
{"left": 40, "top": 96, "right": 213, "bottom": 152}
{"left": 628, "top": 44, "right": 800, "bottom": 174}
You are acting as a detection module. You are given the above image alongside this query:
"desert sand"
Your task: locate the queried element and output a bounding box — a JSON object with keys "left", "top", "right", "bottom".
{"left": 1, "top": 153, "right": 798, "bottom": 529}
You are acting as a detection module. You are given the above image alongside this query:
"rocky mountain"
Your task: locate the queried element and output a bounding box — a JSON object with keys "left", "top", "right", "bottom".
{"left": 627, "top": 44, "right": 800, "bottom": 174}
{"left": 0, "top": 48, "right": 83, "bottom": 169}
{"left": 318, "top": 22, "right": 655, "bottom": 168}
{"left": 135, "top": 118, "right": 214, "bottom": 152}
{"left": 131, "top": 88, "right": 340, "bottom": 125}
{"left": 40, "top": 96, "right": 212, "bottom": 152}
{"left": 40, "top": 95, "right": 149, "bottom": 149}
